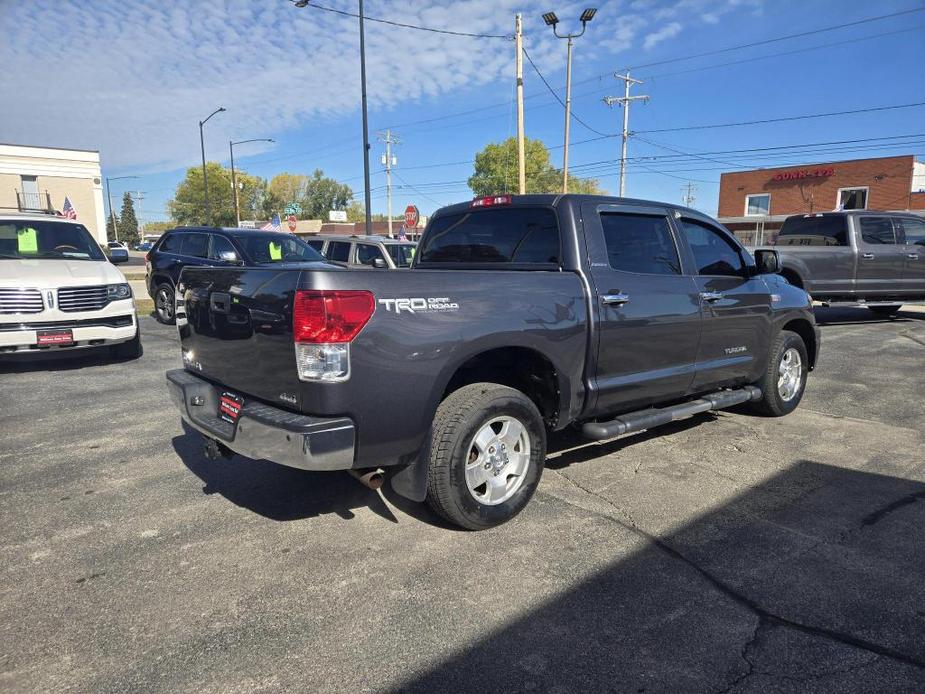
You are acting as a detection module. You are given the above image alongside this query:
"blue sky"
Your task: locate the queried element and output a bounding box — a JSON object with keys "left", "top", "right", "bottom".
{"left": 2, "top": 0, "right": 924, "bottom": 223}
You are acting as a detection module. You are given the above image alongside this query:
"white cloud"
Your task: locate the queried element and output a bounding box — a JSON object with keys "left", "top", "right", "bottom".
{"left": 643, "top": 22, "right": 683, "bottom": 50}
{"left": 0, "top": 0, "right": 759, "bottom": 174}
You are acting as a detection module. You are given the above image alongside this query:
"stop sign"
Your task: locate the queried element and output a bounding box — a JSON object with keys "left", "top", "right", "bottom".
{"left": 287, "top": 215, "right": 297, "bottom": 232}
{"left": 404, "top": 204, "right": 419, "bottom": 229}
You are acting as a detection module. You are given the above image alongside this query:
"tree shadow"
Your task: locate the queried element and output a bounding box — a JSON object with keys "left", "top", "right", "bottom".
{"left": 172, "top": 422, "right": 399, "bottom": 524}
{"left": 396, "top": 460, "right": 925, "bottom": 691}
{"left": 0, "top": 346, "right": 133, "bottom": 372}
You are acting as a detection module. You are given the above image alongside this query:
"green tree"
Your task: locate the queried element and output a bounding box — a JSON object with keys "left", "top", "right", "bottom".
{"left": 468, "top": 136, "right": 603, "bottom": 196}
{"left": 344, "top": 201, "right": 389, "bottom": 223}
{"left": 117, "top": 192, "right": 140, "bottom": 244}
{"left": 143, "top": 221, "right": 174, "bottom": 236}
{"left": 106, "top": 214, "right": 118, "bottom": 242}
{"left": 302, "top": 169, "right": 353, "bottom": 220}
{"left": 168, "top": 162, "right": 261, "bottom": 227}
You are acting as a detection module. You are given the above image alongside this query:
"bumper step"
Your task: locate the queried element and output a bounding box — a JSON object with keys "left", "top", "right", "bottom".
{"left": 582, "top": 386, "right": 762, "bottom": 440}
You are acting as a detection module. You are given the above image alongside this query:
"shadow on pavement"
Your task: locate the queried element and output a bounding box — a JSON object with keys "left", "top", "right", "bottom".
{"left": 172, "top": 422, "right": 399, "bottom": 524}
{"left": 814, "top": 306, "right": 925, "bottom": 326}
{"left": 397, "top": 461, "right": 925, "bottom": 692}
{"left": 0, "top": 346, "right": 139, "bottom": 372}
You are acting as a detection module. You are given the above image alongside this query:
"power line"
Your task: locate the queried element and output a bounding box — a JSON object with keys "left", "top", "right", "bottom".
{"left": 627, "top": 7, "right": 925, "bottom": 70}
{"left": 521, "top": 46, "right": 616, "bottom": 138}
{"left": 288, "top": 0, "right": 512, "bottom": 39}
{"left": 635, "top": 102, "right": 925, "bottom": 134}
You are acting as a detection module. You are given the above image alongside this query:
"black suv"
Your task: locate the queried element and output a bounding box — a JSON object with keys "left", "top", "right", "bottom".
{"left": 145, "top": 227, "right": 327, "bottom": 324}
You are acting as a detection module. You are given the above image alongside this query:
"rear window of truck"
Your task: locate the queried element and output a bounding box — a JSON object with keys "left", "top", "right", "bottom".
{"left": 776, "top": 215, "right": 848, "bottom": 247}
{"left": 418, "top": 207, "right": 560, "bottom": 266}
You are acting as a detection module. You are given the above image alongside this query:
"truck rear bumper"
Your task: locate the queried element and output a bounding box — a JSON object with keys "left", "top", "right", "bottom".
{"left": 166, "top": 369, "right": 356, "bottom": 471}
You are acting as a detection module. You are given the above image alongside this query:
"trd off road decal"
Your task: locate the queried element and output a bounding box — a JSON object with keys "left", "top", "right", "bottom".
{"left": 378, "top": 297, "right": 459, "bottom": 315}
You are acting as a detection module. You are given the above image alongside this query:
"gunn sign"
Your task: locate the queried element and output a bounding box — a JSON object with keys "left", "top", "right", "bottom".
{"left": 773, "top": 167, "right": 835, "bottom": 182}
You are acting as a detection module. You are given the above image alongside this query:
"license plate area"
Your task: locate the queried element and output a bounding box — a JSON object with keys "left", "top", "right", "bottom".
{"left": 218, "top": 391, "right": 244, "bottom": 425}
{"left": 37, "top": 329, "right": 74, "bottom": 346}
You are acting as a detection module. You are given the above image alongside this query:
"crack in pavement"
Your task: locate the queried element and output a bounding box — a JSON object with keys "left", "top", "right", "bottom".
{"left": 900, "top": 331, "right": 925, "bottom": 347}
{"left": 547, "top": 468, "right": 925, "bottom": 674}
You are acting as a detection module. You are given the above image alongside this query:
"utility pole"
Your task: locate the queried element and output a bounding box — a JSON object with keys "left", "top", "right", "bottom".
{"left": 377, "top": 130, "right": 400, "bottom": 237}
{"left": 515, "top": 13, "right": 526, "bottom": 194}
{"left": 199, "top": 106, "right": 226, "bottom": 226}
{"left": 132, "top": 191, "right": 146, "bottom": 236}
{"left": 681, "top": 182, "right": 696, "bottom": 208}
{"left": 359, "top": 0, "right": 372, "bottom": 236}
{"left": 603, "top": 71, "right": 648, "bottom": 197}
{"left": 543, "top": 9, "right": 597, "bottom": 194}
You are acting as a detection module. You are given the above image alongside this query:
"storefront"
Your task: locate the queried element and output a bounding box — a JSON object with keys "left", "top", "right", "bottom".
{"left": 717, "top": 154, "right": 925, "bottom": 245}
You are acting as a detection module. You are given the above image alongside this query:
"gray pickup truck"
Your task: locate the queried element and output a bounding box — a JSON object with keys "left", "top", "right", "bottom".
{"left": 166, "top": 194, "right": 819, "bottom": 529}
{"left": 768, "top": 210, "right": 925, "bottom": 315}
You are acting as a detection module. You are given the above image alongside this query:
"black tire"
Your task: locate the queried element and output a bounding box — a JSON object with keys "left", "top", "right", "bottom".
{"left": 868, "top": 305, "right": 901, "bottom": 316}
{"left": 111, "top": 327, "right": 142, "bottom": 360}
{"left": 749, "top": 330, "right": 808, "bottom": 417}
{"left": 426, "top": 383, "right": 546, "bottom": 530}
{"left": 154, "top": 282, "right": 175, "bottom": 325}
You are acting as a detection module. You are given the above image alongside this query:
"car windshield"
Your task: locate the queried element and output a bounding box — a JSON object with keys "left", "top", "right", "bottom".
{"left": 387, "top": 243, "right": 416, "bottom": 267}
{"left": 0, "top": 219, "right": 105, "bottom": 261}
{"left": 235, "top": 232, "right": 324, "bottom": 264}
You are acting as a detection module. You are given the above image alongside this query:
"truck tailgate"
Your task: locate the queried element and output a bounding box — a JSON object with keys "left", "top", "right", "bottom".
{"left": 178, "top": 267, "right": 304, "bottom": 407}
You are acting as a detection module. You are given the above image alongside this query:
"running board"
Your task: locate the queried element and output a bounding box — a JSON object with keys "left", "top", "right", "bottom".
{"left": 581, "top": 386, "right": 762, "bottom": 440}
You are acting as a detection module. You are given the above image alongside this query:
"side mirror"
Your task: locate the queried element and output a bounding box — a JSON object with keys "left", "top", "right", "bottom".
{"left": 218, "top": 250, "right": 242, "bottom": 265}
{"left": 372, "top": 257, "right": 387, "bottom": 269}
{"left": 753, "top": 249, "right": 781, "bottom": 275}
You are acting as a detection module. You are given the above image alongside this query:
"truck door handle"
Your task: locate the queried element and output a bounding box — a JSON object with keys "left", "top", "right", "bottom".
{"left": 908, "top": 254, "right": 920, "bottom": 260}
{"left": 601, "top": 293, "right": 630, "bottom": 305}
{"left": 700, "top": 291, "right": 724, "bottom": 302}
{"left": 862, "top": 253, "right": 875, "bottom": 260}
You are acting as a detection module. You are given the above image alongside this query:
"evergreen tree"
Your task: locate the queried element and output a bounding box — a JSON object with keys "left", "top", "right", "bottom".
{"left": 117, "top": 192, "right": 140, "bottom": 245}
{"left": 106, "top": 214, "right": 118, "bottom": 242}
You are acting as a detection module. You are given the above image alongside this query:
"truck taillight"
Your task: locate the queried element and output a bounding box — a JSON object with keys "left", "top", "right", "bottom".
{"left": 293, "top": 290, "right": 374, "bottom": 382}
{"left": 471, "top": 195, "right": 512, "bottom": 208}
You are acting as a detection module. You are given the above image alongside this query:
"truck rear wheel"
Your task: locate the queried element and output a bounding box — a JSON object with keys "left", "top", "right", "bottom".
{"left": 749, "top": 330, "right": 808, "bottom": 417}
{"left": 426, "top": 383, "right": 546, "bottom": 530}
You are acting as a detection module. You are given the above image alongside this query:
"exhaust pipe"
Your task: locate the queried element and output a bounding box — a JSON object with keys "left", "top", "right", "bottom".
{"left": 349, "top": 467, "right": 385, "bottom": 490}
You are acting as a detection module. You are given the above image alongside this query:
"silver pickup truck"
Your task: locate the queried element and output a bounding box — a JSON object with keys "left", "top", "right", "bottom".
{"left": 765, "top": 211, "right": 925, "bottom": 315}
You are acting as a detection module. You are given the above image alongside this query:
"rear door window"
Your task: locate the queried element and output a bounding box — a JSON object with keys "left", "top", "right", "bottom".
{"left": 327, "top": 241, "right": 351, "bottom": 262}
{"left": 776, "top": 216, "right": 848, "bottom": 246}
{"left": 306, "top": 239, "right": 324, "bottom": 252}
{"left": 418, "top": 207, "right": 559, "bottom": 265}
{"left": 181, "top": 232, "right": 209, "bottom": 258}
{"left": 600, "top": 213, "right": 681, "bottom": 275}
{"left": 859, "top": 217, "right": 897, "bottom": 245}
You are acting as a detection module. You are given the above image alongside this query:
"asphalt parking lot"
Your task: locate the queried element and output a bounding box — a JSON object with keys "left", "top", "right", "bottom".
{"left": 1, "top": 307, "right": 924, "bottom": 693}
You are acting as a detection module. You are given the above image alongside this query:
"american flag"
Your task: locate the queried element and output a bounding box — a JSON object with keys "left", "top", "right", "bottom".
{"left": 260, "top": 213, "right": 281, "bottom": 231}
{"left": 60, "top": 196, "right": 77, "bottom": 220}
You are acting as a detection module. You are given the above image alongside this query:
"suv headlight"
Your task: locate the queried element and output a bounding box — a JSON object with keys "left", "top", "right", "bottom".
{"left": 107, "top": 283, "right": 132, "bottom": 300}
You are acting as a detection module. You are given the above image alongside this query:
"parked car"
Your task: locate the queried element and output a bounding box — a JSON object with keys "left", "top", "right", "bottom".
{"left": 307, "top": 234, "right": 416, "bottom": 269}
{"left": 105, "top": 240, "right": 129, "bottom": 264}
{"left": 135, "top": 241, "right": 154, "bottom": 252}
{"left": 166, "top": 194, "right": 819, "bottom": 529}
{"left": 764, "top": 211, "right": 925, "bottom": 315}
{"left": 145, "top": 226, "right": 328, "bottom": 324}
{"left": 0, "top": 213, "right": 141, "bottom": 358}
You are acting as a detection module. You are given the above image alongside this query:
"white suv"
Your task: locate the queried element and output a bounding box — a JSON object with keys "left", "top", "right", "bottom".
{"left": 0, "top": 213, "right": 141, "bottom": 359}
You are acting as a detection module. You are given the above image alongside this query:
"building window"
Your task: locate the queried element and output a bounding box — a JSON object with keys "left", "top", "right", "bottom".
{"left": 837, "top": 187, "right": 868, "bottom": 210}
{"left": 745, "top": 194, "right": 770, "bottom": 216}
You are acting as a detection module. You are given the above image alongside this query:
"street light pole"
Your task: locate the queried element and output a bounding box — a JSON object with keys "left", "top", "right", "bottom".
{"left": 359, "top": 0, "right": 372, "bottom": 236}
{"left": 105, "top": 174, "right": 138, "bottom": 242}
{"left": 199, "top": 106, "right": 226, "bottom": 226}
{"left": 230, "top": 138, "right": 274, "bottom": 227}
{"left": 543, "top": 8, "right": 597, "bottom": 194}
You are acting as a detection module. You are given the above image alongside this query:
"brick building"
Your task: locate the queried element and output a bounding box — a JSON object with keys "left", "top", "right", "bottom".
{"left": 717, "top": 154, "right": 925, "bottom": 245}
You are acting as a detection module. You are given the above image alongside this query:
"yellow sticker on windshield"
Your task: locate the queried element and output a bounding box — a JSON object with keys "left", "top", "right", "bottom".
{"left": 17, "top": 227, "right": 38, "bottom": 254}
{"left": 269, "top": 241, "right": 282, "bottom": 260}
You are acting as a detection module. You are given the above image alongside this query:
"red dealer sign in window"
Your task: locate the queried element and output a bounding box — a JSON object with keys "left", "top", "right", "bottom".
{"left": 773, "top": 167, "right": 835, "bottom": 182}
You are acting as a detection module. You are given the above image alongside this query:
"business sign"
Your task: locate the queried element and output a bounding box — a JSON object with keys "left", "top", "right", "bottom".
{"left": 328, "top": 210, "right": 348, "bottom": 222}
{"left": 239, "top": 220, "right": 256, "bottom": 229}
{"left": 404, "top": 204, "right": 420, "bottom": 228}
{"left": 284, "top": 202, "right": 302, "bottom": 216}
{"left": 287, "top": 214, "right": 298, "bottom": 232}
{"left": 773, "top": 167, "right": 835, "bottom": 182}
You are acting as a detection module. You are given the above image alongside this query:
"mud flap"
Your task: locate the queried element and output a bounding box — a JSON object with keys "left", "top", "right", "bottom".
{"left": 389, "top": 446, "right": 429, "bottom": 502}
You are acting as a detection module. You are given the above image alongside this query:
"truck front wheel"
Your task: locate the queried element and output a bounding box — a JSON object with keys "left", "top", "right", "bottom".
{"left": 426, "top": 383, "right": 546, "bottom": 530}
{"left": 750, "top": 330, "right": 808, "bottom": 417}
